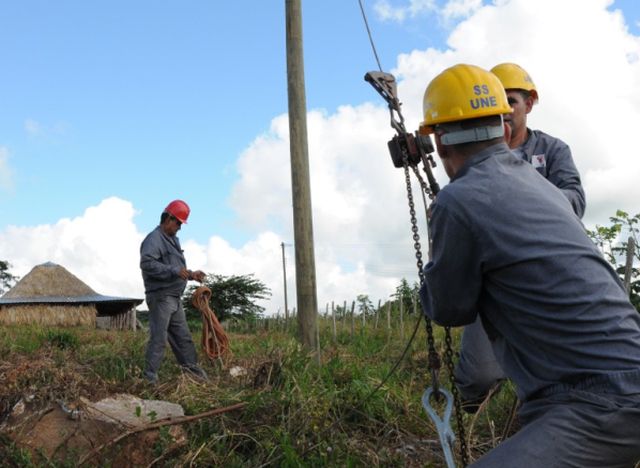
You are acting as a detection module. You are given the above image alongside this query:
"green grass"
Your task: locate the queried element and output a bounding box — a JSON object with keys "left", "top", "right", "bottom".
{"left": 0, "top": 316, "right": 516, "bottom": 467}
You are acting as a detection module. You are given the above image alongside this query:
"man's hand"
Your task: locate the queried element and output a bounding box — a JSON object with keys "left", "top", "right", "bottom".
{"left": 191, "top": 270, "right": 206, "bottom": 283}
{"left": 179, "top": 268, "right": 206, "bottom": 282}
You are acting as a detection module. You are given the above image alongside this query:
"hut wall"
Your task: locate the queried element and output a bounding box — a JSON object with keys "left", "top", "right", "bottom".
{"left": 0, "top": 304, "right": 97, "bottom": 327}
{"left": 96, "top": 308, "right": 137, "bottom": 331}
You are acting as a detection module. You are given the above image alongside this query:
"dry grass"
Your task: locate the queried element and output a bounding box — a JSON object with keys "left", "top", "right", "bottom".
{"left": 0, "top": 304, "right": 96, "bottom": 326}
{"left": 3, "top": 262, "right": 96, "bottom": 298}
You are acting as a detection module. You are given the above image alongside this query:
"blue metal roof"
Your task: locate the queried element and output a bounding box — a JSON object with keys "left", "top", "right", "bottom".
{"left": 0, "top": 295, "right": 143, "bottom": 305}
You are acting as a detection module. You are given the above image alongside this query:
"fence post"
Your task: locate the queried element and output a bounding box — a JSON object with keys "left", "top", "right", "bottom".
{"left": 399, "top": 297, "right": 404, "bottom": 341}
{"left": 386, "top": 301, "right": 391, "bottom": 331}
{"left": 332, "top": 301, "right": 337, "bottom": 342}
{"left": 624, "top": 236, "right": 636, "bottom": 295}
{"left": 342, "top": 300, "right": 347, "bottom": 333}
{"left": 316, "top": 312, "right": 322, "bottom": 365}
{"left": 350, "top": 301, "right": 355, "bottom": 338}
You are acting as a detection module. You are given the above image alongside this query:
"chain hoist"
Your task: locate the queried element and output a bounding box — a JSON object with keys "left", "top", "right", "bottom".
{"left": 365, "top": 70, "right": 468, "bottom": 467}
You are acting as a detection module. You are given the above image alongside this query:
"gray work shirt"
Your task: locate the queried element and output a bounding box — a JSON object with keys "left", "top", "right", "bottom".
{"left": 518, "top": 129, "right": 585, "bottom": 218}
{"left": 140, "top": 226, "right": 188, "bottom": 297}
{"left": 420, "top": 142, "right": 640, "bottom": 401}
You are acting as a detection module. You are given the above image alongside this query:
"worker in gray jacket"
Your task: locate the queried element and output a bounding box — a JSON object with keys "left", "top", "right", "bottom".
{"left": 140, "top": 199, "right": 208, "bottom": 384}
{"left": 454, "top": 63, "right": 588, "bottom": 409}
{"left": 418, "top": 64, "right": 640, "bottom": 466}
{"left": 492, "top": 62, "right": 585, "bottom": 217}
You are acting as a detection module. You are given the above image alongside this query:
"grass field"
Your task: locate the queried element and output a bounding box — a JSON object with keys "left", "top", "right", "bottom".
{"left": 0, "top": 315, "right": 518, "bottom": 467}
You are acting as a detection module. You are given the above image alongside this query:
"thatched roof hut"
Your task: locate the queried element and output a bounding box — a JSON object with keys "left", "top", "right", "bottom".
{"left": 0, "top": 262, "right": 142, "bottom": 327}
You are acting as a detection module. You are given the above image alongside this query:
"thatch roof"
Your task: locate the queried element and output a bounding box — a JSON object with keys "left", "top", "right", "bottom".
{"left": 0, "top": 262, "right": 142, "bottom": 316}
{"left": 4, "top": 261, "right": 97, "bottom": 299}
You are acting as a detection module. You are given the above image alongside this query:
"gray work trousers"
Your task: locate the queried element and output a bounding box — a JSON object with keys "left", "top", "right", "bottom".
{"left": 471, "top": 390, "right": 640, "bottom": 467}
{"left": 144, "top": 293, "right": 199, "bottom": 382}
{"left": 454, "top": 316, "right": 506, "bottom": 402}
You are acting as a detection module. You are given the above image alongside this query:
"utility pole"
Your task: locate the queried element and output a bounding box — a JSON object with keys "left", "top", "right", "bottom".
{"left": 285, "top": 0, "right": 317, "bottom": 350}
{"left": 281, "top": 241, "right": 289, "bottom": 322}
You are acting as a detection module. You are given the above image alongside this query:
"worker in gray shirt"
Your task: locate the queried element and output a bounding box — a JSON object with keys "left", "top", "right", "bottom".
{"left": 418, "top": 64, "right": 640, "bottom": 466}
{"left": 492, "top": 62, "right": 585, "bottom": 217}
{"left": 454, "top": 63, "right": 588, "bottom": 409}
{"left": 140, "top": 199, "right": 208, "bottom": 384}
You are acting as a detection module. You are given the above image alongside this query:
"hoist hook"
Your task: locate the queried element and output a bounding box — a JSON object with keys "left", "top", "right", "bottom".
{"left": 422, "top": 387, "right": 457, "bottom": 468}
{"left": 364, "top": 71, "right": 405, "bottom": 134}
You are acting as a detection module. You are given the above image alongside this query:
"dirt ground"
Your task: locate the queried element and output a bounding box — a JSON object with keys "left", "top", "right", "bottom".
{"left": 6, "top": 403, "right": 185, "bottom": 465}
{"left": 0, "top": 350, "right": 189, "bottom": 466}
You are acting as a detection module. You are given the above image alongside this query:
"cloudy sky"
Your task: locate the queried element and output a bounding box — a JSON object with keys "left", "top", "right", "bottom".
{"left": 1, "top": 0, "right": 639, "bottom": 315}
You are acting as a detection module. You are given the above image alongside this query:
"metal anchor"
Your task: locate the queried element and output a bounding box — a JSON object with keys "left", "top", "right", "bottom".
{"left": 422, "top": 387, "right": 457, "bottom": 468}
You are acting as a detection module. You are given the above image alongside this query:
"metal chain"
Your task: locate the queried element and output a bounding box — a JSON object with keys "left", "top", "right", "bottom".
{"left": 445, "top": 327, "right": 469, "bottom": 465}
{"left": 403, "top": 162, "right": 441, "bottom": 391}
{"left": 405, "top": 158, "right": 469, "bottom": 467}
{"left": 410, "top": 165, "right": 434, "bottom": 200}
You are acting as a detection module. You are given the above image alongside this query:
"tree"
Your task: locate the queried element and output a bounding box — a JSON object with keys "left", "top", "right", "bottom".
{"left": 356, "top": 294, "right": 373, "bottom": 317}
{"left": 0, "top": 260, "right": 18, "bottom": 295}
{"left": 394, "top": 278, "right": 419, "bottom": 314}
{"left": 183, "top": 273, "right": 271, "bottom": 322}
{"left": 587, "top": 210, "right": 639, "bottom": 311}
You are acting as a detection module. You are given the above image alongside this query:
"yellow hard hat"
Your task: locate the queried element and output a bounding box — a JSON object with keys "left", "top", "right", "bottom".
{"left": 490, "top": 63, "right": 539, "bottom": 103}
{"left": 419, "top": 64, "right": 512, "bottom": 136}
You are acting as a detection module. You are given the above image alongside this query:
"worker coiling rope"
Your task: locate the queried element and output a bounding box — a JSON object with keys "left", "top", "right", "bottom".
{"left": 191, "top": 286, "right": 230, "bottom": 362}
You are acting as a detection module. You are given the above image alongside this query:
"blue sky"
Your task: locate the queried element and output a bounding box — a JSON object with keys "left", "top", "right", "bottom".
{"left": 1, "top": 0, "right": 640, "bottom": 314}
{"left": 0, "top": 0, "right": 452, "bottom": 245}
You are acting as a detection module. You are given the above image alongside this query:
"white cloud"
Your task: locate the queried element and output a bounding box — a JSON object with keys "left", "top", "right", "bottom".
{"left": 0, "top": 147, "right": 14, "bottom": 192}
{"left": 393, "top": 0, "right": 640, "bottom": 227}
{"left": 374, "top": 0, "right": 482, "bottom": 23}
{"left": 2, "top": 0, "right": 639, "bottom": 316}
{"left": 441, "top": 0, "right": 484, "bottom": 20}
{"left": 24, "top": 118, "right": 70, "bottom": 137}
{"left": 229, "top": 103, "right": 422, "bottom": 312}
{"left": 24, "top": 119, "right": 42, "bottom": 136}
{"left": 0, "top": 197, "right": 144, "bottom": 299}
{"left": 374, "top": 0, "right": 437, "bottom": 22}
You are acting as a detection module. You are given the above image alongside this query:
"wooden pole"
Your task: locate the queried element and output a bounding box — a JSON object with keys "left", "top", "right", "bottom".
{"left": 332, "top": 301, "right": 336, "bottom": 342}
{"left": 316, "top": 312, "right": 321, "bottom": 365}
{"left": 342, "top": 300, "right": 347, "bottom": 333}
{"left": 286, "top": 0, "right": 317, "bottom": 350}
{"left": 281, "top": 242, "right": 289, "bottom": 323}
{"left": 386, "top": 301, "right": 391, "bottom": 331}
{"left": 350, "top": 300, "right": 355, "bottom": 338}
{"left": 399, "top": 296, "right": 404, "bottom": 341}
{"left": 624, "top": 237, "right": 636, "bottom": 294}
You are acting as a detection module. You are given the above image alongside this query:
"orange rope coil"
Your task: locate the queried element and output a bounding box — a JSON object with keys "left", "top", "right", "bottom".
{"left": 191, "top": 286, "right": 230, "bottom": 362}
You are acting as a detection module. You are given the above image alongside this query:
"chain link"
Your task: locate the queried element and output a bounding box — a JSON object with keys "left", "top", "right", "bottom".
{"left": 445, "top": 327, "right": 469, "bottom": 465}
{"left": 403, "top": 155, "right": 469, "bottom": 467}
{"left": 403, "top": 163, "right": 441, "bottom": 386}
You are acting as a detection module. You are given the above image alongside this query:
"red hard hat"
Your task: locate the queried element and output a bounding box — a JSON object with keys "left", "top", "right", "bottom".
{"left": 164, "top": 199, "right": 190, "bottom": 224}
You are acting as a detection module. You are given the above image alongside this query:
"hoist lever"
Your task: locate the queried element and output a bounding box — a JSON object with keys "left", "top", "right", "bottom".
{"left": 422, "top": 387, "right": 457, "bottom": 468}
{"left": 365, "top": 71, "right": 440, "bottom": 198}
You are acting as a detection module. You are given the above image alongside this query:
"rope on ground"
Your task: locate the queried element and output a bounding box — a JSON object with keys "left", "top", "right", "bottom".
{"left": 191, "top": 286, "right": 231, "bottom": 363}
